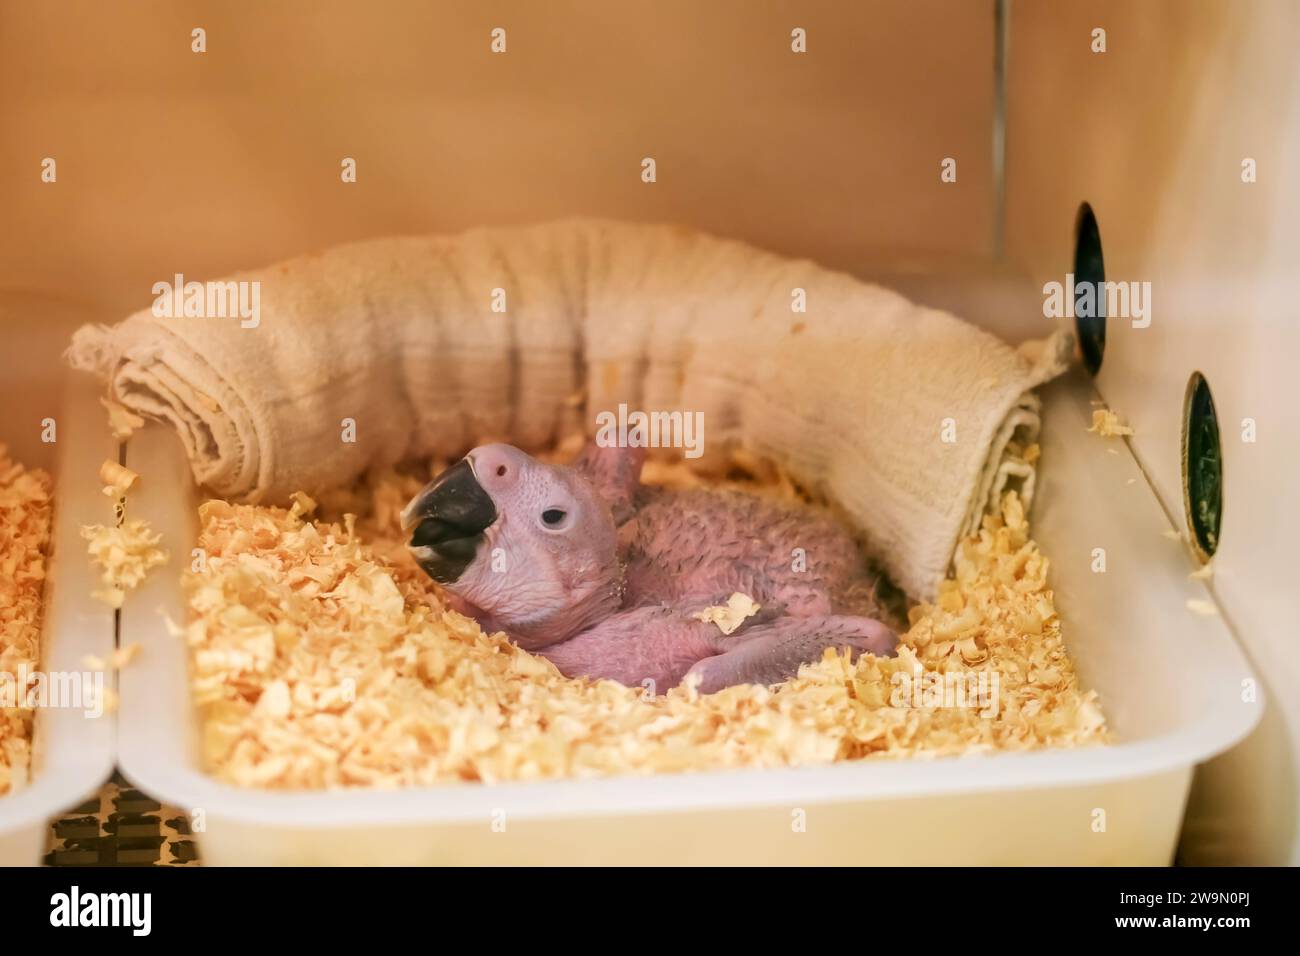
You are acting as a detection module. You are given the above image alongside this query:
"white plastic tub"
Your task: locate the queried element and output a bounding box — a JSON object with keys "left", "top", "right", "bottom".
{"left": 113, "top": 365, "right": 1263, "bottom": 865}
{"left": 0, "top": 321, "right": 118, "bottom": 866}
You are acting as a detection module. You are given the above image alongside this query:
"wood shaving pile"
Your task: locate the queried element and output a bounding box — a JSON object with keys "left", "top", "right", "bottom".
{"left": 0, "top": 445, "right": 54, "bottom": 796}
{"left": 186, "top": 463, "right": 1108, "bottom": 790}
{"left": 82, "top": 518, "right": 168, "bottom": 609}
{"left": 81, "top": 456, "right": 171, "bottom": 610}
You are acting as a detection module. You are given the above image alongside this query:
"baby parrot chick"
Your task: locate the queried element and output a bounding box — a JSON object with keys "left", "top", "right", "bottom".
{"left": 402, "top": 442, "right": 898, "bottom": 694}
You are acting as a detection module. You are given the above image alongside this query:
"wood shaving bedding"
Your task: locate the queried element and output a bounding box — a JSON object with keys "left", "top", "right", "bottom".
{"left": 0, "top": 445, "right": 54, "bottom": 796}
{"left": 81, "top": 457, "right": 169, "bottom": 609}
{"left": 1087, "top": 408, "right": 1134, "bottom": 437}
{"left": 692, "top": 593, "right": 762, "bottom": 635}
{"left": 100, "top": 397, "right": 145, "bottom": 442}
{"left": 99, "top": 459, "right": 138, "bottom": 501}
{"left": 82, "top": 520, "right": 169, "bottom": 609}
{"left": 186, "top": 465, "right": 1108, "bottom": 790}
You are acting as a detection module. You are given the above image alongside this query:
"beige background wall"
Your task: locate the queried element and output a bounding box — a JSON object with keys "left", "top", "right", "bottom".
{"left": 0, "top": 0, "right": 995, "bottom": 317}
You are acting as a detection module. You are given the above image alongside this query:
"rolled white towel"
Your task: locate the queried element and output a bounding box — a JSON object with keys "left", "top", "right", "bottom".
{"left": 67, "top": 218, "right": 1072, "bottom": 599}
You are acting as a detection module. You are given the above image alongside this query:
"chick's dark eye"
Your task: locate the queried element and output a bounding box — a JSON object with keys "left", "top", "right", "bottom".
{"left": 541, "top": 508, "right": 567, "bottom": 527}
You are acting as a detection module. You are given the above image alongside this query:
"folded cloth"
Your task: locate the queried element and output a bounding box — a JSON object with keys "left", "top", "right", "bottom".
{"left": 67, "top": 219, "right": 1072, "bottom": 600}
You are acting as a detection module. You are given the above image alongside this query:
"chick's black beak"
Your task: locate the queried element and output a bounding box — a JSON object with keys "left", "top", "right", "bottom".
{"left": 402, "top": 458, "right": 497, "bottom": 584}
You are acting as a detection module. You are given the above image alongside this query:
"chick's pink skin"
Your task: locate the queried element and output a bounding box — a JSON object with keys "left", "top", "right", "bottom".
{"left": 538, "top": 605, "right": 895, "bottom": 694}
{"left": 428, "top": 442, "right": 898, "bottom": 691}
{"left": 620, "top": 486, "right": 885, "bottom": 618}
